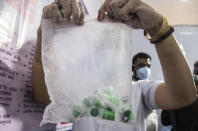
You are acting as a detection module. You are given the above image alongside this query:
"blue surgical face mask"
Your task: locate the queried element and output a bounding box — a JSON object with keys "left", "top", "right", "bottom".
{"left": 136, "top": 67, "right": 151, "bottom": 80}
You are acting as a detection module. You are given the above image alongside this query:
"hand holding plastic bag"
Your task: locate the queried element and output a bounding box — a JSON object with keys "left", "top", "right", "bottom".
{"left": 42, "top": 0, "right": 85, "bottom": 24}
{"left": 98, "top": 0, "right": 163, "bottom": 36}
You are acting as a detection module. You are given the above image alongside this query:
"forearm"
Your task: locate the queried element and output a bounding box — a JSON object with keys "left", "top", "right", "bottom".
{"left": 31, "top": 26, "right": 50, "bottom": 105}
{"left": 155, "top": 34, "right": 197, "bottom": 105}
{"left": 31, "top": 60, "right": 50, "bottom": 105}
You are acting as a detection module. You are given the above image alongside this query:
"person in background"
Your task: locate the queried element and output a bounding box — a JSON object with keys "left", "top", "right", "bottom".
{"left": 193, "top": 75, "right": 198, "bottom": 93}
{"left": 193, "top": 61, "right": 198, "bottom": 93}
{"left": 132, "top": 52, "right": 152, "bottom": 81}
{"left": 132, "top": 52, "right": 159, "bottom": 131}
{"left": 193, "top": 61, "right": 198, "bottom": 75}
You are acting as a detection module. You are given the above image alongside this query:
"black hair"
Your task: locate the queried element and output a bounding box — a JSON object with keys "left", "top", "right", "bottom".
{"left": 132, "top": 52, "right": 151, "bottom": 72}
{"left": 194, "top": 61, "right": 198, "bottom": 67}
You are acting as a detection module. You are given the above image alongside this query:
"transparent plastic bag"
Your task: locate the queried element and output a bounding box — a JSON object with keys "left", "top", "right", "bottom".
{"left": 41, "top": 17, "right": 133, "bottom": 125}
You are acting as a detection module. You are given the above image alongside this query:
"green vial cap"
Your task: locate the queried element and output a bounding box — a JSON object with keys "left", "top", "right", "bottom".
{"left": 124, "top": 110, "right": 131, "bottom": 117}
{"left": 102, "top": 110, "right": 115, "bottom": 120}
{"left": 73, "top": 108, "right": 80, "bottom": 118}
{"left": 59, "top": 10, "right": 64, "bottom": 18}
{"left": 123, "top": 110, "right": 134, "bottom": 121}
{"left": 90, "top": 108, "right": 99, "bottom": 117}
{"left": 95, "top": 100, "right": 102, "bottom": 107}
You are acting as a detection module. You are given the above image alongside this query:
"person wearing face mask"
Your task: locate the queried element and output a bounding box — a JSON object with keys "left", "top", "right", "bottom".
{"left": 132, "top": 52, "right": 159, "bottom": 131}
{"left": 132, "top": 52, "right": 152, "bottom": 81}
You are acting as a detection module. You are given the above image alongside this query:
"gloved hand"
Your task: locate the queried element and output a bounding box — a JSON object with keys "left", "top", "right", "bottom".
{"left": 36, "top": 0, "right": 86, "bottom": 63}
{"left": 97, "top": 0, "right": 163, "bottom": 36}
{"left": 42, "top": 0, "right": 85, "bottom": 24}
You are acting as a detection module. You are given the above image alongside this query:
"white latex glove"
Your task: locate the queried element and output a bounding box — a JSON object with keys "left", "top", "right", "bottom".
{"left": 42, "top": 0, "right": 85, "bottom": 24}
{"left": 98, "top": 0, "right": 163, "bottom": 36}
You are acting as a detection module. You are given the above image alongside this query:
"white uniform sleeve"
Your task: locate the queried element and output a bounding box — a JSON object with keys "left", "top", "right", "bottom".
{"left": 139, "top": 80, "right": 162, "bottom": 110}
